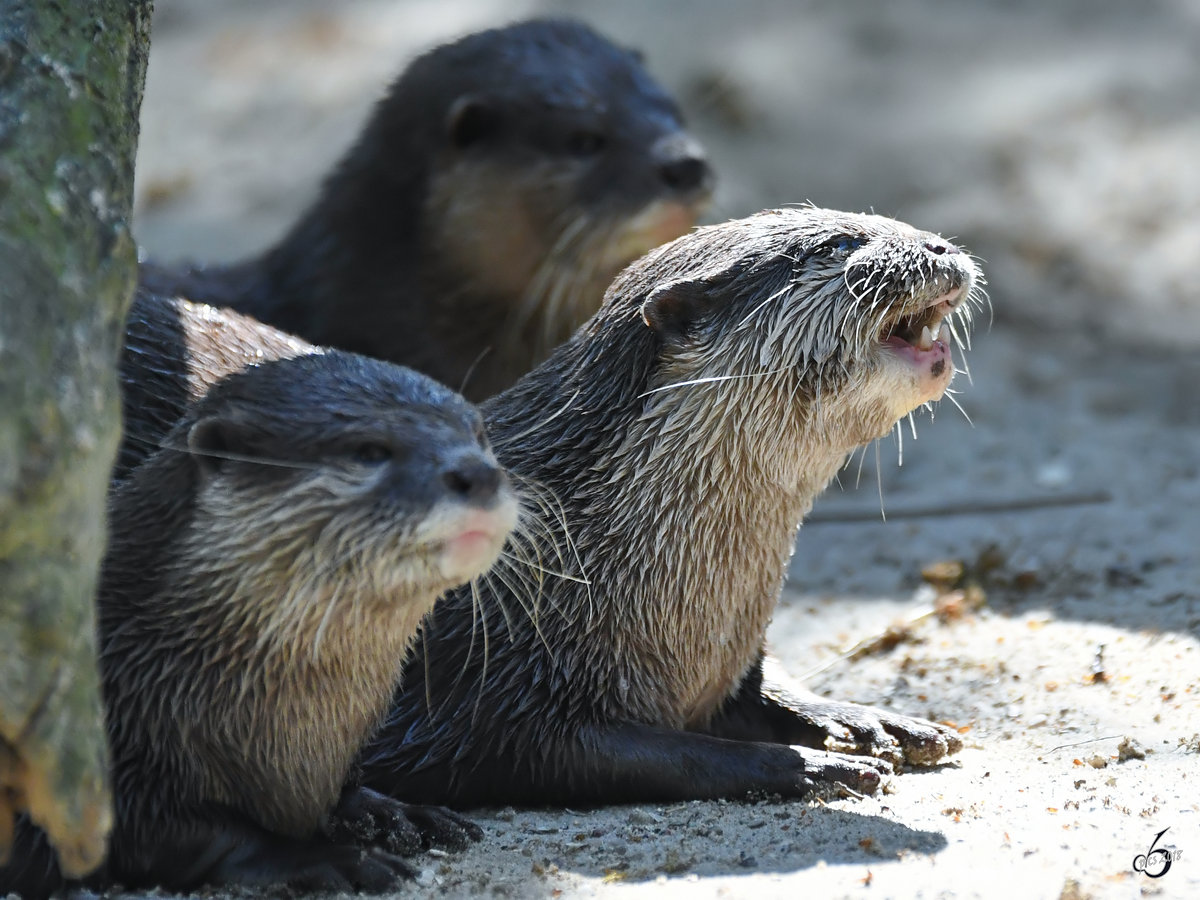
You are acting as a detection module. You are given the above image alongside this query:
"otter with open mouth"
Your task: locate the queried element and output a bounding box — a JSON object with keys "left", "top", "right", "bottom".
{"left": 360, "top": 205, "right": 982, "bottom": 805}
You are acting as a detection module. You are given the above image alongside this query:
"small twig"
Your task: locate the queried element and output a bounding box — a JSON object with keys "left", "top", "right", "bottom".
{"left": 806, "top": 490, "right": 1113, "bottom": 524}
{"left": 798, "top": 604, "right": 934, "bottom": 681}
{"left": 1048, "top": 735, "right": 1124, "bottom": 753}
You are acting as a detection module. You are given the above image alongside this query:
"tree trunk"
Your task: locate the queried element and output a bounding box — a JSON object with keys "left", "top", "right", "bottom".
{"left": 0, "top": 0, "right": 152, "bottom": 877}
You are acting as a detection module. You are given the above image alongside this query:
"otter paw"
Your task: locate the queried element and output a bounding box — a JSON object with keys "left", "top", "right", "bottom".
{"left": 288, "top": 846, "right": 414, "bottom": 894}
{"left": 390, "top": 800, "right": 484, "bottom": 852}
{"left": 791, "top": 698, "right": 963, "bottom": 767}
{"left": 328, "top": 786, "right": 482, "bottom": 856}
{"left": 793, "top": 746, "right": 892, "bottom": 796}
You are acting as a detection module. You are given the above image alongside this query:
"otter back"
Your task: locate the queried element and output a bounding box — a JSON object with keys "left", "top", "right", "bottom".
{"left": 138, "top": 18, "right": 713, "bottom": 401}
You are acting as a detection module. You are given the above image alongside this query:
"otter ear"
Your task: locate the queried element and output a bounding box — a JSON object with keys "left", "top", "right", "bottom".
{"left": 640, "top": 279, "right": 720, "bottom": 335}
{"left": 446, "top": 95, "right": 502, "bottom": 149}
{"left": 187, "top": 415, "right": 253, "bottom": 476}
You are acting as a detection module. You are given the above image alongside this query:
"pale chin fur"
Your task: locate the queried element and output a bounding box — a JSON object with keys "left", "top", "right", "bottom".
{"left": 426, "top": 495, "right": 520, "bottom": 585}
{"left": 875, "top": 321, "right": 956, "bottom": 405}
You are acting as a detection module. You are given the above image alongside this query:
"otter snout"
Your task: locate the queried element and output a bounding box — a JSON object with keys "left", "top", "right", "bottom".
{"left": 652, "top": 132, "right": 713, "bottom": 199}
{"left": 441, "top": 451, "right": 505, "bottom": 506}
{"left": 429, "top": 449, "right": 518, "bottom": 584}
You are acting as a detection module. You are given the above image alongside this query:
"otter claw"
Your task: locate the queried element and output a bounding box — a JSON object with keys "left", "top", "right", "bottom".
{"left": 794, "top": 746, "right": 892, "bottom": 796}
{"left": 327, "top": 786, "right": 482, "bottom": 856}
{"left": 795, "top": 698, "right": 963, "bottom": 767}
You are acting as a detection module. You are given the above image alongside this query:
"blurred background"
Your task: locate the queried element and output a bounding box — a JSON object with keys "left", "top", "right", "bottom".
{"left": 136, "top": 0, "right": 1200, "bottom": 346}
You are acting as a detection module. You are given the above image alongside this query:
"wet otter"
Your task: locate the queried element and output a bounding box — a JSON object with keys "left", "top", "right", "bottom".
{"left": 359, "top": 206, "right": 981, "bottom": 805}
{"left": 113, "top": 293, "right": 316, "bottom": 479}
{"left": 139, "top": 18, "right": 713, "bottom": 401}
{"left": 2, "top": 351, "right": 518, "bottom": 895}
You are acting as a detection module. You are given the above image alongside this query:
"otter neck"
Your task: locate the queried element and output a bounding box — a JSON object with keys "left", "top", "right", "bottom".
{"left": 170, "top": 540, "right": 416, "bottom": 836}
{"left": 491, "top": 322, "right": 856, "bottom": 730}
{"left": 594, "top": 373, "right": 850, "bottom": 728}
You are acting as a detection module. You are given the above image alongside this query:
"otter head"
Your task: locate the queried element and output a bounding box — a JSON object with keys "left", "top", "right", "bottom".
{"left": 624, "top": 206, "right": 981, "bottom": 455}
{"left": 418, "top": 18, "right": 713, "bottom": 350}
{"left": 175, "top": 351, "right": 518, "bottom": 651}
{"left": 480, "top": 208, "right": 981, "bottom": 728}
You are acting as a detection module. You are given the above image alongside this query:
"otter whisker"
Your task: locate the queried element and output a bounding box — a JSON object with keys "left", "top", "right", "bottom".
{"left": 508, "top": 471, "right": 590, "bottom": 595}
{"left": 444, "top": 579, "right": 484, "bottom": 711}
{"left": 737, "top": 281, "right": 795, "bottom": 330}
{"left": 639, "top": 367, "right": 790, "bottom": 398}
{"left": 484, "top": 562, "right": 559, "bottom": 658}
{"left": 486, "top": 570, "right": 521, "bottom": 645}
{"left": 498, "top": 550, "right": 589, "bottom": 585}
{"left": 487, "top": 537, "right": 546, "bottom": 616}
{"left": 513, "top": 209, "right": 595, "bottom": 347}
{"left": 509, "top": 496, "right": 575, "bottom": 589}
{"left": 946, "top": 318, "right": 974, "bottom": 383}
{"left": 942, "top": 387, "right": 974, "bottom": 426}
{"left": 469, "top": 589, "right": 493, "bottom": 727}
{"left": 494, "top": 390, "right": 581, "bottom": 447}
{"left": 513, "top": 500, "right": 572, "bottom": 577}
{"left": 852, "top": 443, "right": 870, "bottom": 490}
{"left": 458, "top": 344, "right": 493, "bottom": 397}
{"left": 142, "top": 436, "right": 324, "bottom": 471}
{"left": 875, "top": 440, "right": 887, "bottom": 521}
{"left": 950, "top": 312, "right": 974, "bottom": 353}
{"left": 494, "top": 526, "right": 545, "bottom": 598}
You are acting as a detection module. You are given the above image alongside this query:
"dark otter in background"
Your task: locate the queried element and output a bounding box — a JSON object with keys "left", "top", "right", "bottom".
{"left": 139, "top": 18, "right": 713, "bottom": 401}
{"left": 360, "top": 206, "right": 980, "bottom": 806}
{"left": 1, "top": 351, "right": 518, "bottom": 895}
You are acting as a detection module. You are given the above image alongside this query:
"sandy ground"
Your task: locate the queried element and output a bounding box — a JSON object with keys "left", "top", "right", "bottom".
{"left": 128, "top": 1, "right": 1200, "bottom": 898}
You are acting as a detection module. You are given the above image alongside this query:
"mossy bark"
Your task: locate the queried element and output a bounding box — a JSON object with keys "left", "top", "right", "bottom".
{"left": 0, "top": 0, "right": 152, "bottom": 877}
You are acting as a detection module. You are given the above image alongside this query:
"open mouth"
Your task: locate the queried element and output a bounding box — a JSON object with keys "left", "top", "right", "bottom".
{"left": 878, "top": 287, "right": 965, "bottom": 356}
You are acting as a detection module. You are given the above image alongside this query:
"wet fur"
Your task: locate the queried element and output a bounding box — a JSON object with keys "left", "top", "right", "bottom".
{"left": 360, "top": 207, "right": 983, "bottom": 805}
{"left": 102, "top": 354, "right": 512, "bottom": 887}
{"left": 3, "top": 351, "right": 513, "bottom": 895}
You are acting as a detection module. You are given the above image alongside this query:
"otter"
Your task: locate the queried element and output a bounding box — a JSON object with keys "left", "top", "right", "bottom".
{"left": 139, "top": 18, "right": 713, "bottom": 401}
{"left": 1, "top": 350, "right": 518, "bottom": 895}
{"left": 113, "top": 293, "right": 317, "bottom": 479}
{"left": 357, "top": 206, "right": 981, "bottom": 805}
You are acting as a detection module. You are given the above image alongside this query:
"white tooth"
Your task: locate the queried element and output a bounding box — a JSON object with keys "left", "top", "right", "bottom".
{"left": 918, "top": 325, "right": 934, "bottom": 350}
{"left": 938, "top": 321, "right": 950, "bottom": 343}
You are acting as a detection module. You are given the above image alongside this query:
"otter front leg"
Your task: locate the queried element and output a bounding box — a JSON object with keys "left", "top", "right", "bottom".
{"left": 565, "top": 721, "right": 890, "bottom": 803}
{"left": 326, "top": 784, "right": 483, "bottom": 856}
{"left": 708, "top": 652, "right": 962, "bottom": 767}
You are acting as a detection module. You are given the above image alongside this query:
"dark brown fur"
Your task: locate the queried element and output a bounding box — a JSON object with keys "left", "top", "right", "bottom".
{"left": 360, "top": 207, "right": 983, "bottom": 806}
{"left": 139, "top": 18, "right": 712, "bottom": 401}
{"left": 3, "top": 345, "right": 517, "bottom": 896}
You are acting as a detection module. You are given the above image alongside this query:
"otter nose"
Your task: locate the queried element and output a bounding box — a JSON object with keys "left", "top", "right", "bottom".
{"left": 659, "top": 155, "right": 711, "bottom": 193}
{"left": 652, "top": 132, "right": 712, "bottom": 196}
{"left": 441, "top": 454, "right": 503, "bottom": 505}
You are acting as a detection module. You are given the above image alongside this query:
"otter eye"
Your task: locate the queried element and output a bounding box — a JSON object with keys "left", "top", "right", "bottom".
{"left": 352, "top": 443, "right": 393, "bottom": 464}
{"left": 565, "top": 130, "right": 607, "bottom": 156}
